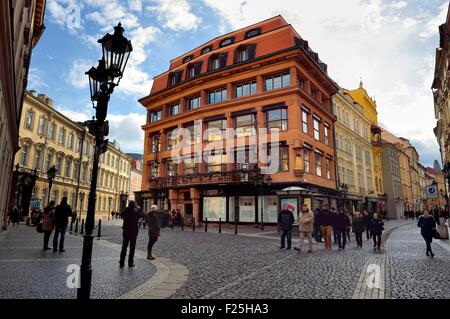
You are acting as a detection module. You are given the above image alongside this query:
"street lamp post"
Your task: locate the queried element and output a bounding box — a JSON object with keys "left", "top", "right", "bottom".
{"left": 340, "top": 183, "right": 348, "bottom": 211}
{"left": 79, "top": 192, "right": 85, "bottom": 219}
{"left": 46, "top": 165, "right": 57, "bottom": 205}
{"left": 108, "top": 196, "right": 112, "bottom": 220}
{"left": 254, "top": 165, "right": 263, "bottom": 230}
{"left": 77, "top": 23, "right": 132, "bottom": 300}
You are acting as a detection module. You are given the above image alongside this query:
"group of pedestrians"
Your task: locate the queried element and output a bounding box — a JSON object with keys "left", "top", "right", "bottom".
{"left": 279, "top": 203, "right": 385, "bottom": 253}
{"left": 39, "top": 197, "right": 73, "bottom": 252}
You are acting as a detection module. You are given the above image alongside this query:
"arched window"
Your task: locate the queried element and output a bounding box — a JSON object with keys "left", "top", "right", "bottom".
{"left": 219, "top": 37, "right": 234, "bottom": 47}
{"left": 245, "top": 28, "right": 261, "bottom": 39}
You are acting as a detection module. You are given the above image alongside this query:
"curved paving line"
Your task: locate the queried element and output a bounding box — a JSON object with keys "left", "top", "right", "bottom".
{"left": 91, "top": 239, "right": 189, "bottom": 299}
{"left": 352, "top": 221, "right": 414, "bottom": 299}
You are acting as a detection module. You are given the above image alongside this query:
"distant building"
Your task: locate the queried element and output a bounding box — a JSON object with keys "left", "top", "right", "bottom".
{"left": 1, "top": 0, "right": 46, "bottom": 230}
{"left": 380, "top": 140, "right": 403, "bottom": 219}
{"left": 126, "top": 153, "right": 143, "bottom": 203}
{"left": 12, "top": 91, "right": 131, "bottom": 220}
{"left": 433, "top": 159, "right": 442, "bottom": 171}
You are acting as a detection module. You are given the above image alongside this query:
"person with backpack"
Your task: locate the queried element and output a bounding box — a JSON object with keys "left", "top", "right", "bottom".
{"left": 417, "top": 209, "right": 437, "bottom": 258}
{"left": 42, "top": 201, "right": 55, "bottom": 251}
{"left": 363, "top": 211, "right": 372, "bottom": 241}
{"left": 119, "top": 201, "right": 144, "bottom": 267}
{"left": 317, "top": 203, "right": 333, "bottom": 251}
{"left": 53, "top": 197, "right": 73, "bottom": 253}
{"left": 278, "top": 204, "right": 295, "bottom": 250}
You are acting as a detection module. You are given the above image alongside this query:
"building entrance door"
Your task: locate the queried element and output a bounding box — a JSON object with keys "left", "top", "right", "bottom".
{"left": 184, "top": 203, "right": 193, "bottom": 226}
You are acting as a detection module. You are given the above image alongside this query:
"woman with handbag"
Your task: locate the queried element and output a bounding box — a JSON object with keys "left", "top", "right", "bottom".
{"left": 417, "top": 209, "right": 437, "bottom": 258}
{"left": 42, "top": 201, "right": 55, "bottom": 251}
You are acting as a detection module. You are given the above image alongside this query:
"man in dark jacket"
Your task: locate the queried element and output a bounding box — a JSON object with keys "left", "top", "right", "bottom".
{"left": 317, "top": 204, "right": 333, "bottom": 250}
{"left": 119, "top": 201, "right": 144, "bottom": 267}
{"left": 53, "top": 197, "right": 73, "bottom": 253}
{"left": 369, "top": 213, "right": 384, "bottom": 252}
{"left": 418, "top": 210, "right": 437, "bottom": 257}
{"left": 330, "top": 207, "right": 338, "bottom": 245}
{"left": 334, "top": 209, "right": 351, "bottom": 250}
{"left": 278, "top": 204, "right": 295, "bottom": 250}
{"left": 313, "top": 208, "right": 323, "bottom": 242}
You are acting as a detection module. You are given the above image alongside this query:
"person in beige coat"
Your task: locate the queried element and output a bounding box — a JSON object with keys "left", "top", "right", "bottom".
{"left": 294, "top": 205, "right": 314, "bottom": 253}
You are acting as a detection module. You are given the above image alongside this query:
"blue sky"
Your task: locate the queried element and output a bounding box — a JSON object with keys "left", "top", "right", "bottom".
{"left": 29, "top": 0, "right": 449, "bottom": 167}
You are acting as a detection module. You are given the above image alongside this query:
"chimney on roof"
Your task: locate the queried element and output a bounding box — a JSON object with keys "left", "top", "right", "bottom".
{"left": 37, "top": 93, "right": 54, "bottom": 107}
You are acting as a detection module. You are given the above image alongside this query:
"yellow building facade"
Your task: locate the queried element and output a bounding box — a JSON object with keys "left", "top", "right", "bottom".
{"left": 345, "top": 82, "right": 385, "bottom": 207}
{"left": 13, "top": 91, "right": 131, "bottom": 220}
{"left": 333, "top": 89, "right": 377, "bottom": 211}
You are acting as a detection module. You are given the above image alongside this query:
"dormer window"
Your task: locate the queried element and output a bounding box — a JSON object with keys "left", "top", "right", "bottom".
{"left": 220, "top": 37, "right": 234, "bottom": 47}
{"left": 168, "top": 70, "right": 183, "bottom": 87}
{"left": 235, "top": 44, "right": 256, "bottom": 63}
{"left": 245, "top": 28, "right": 261, "bottom": 39}
{"left": 187, "top": 61, "right": 203, "bottom": 79}
{"left": 209, "top": 53, "right": 227, "bottom": 71}
{"left": 183, "top": 55, "right": 193, "bottom": 63}
{"left": 201, "top": 45, "right": 212, "bottom": 55}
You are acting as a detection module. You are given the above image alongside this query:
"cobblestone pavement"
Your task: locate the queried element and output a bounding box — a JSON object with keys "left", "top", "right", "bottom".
{"left": 0, "top": 226, "right": 157, "bottom": 299}
{"left": 385, "top": 222, "right": 450, "bottom": 299}
{"left": 100, "top": 219, "right": 413, "bottom": 299}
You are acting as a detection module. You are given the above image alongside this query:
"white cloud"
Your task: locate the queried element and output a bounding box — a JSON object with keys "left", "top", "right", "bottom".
{"left": 420, "top": 2, "right": 448, "bottom": 39}
{"left": 27, "top": 68, "right": 49, "bottom": 91}
{"left": 67, "top": 59, "right": 94, "bottom": 89}
{"left": 55, "top": 107, "right": 145, "bottom": 153}
{"left": 148, "top": 0, "right": 201, "bottom": 31}
{"left": 47, "top": 0, "right": 83, "bottom": 34}
{"left": 203, "top": 0, "right": 446, "bottom": 166}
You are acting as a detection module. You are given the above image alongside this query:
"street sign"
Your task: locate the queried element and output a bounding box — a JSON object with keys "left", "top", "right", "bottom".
{"left": 426, "top": 184, "right": 438, "bottom": 199}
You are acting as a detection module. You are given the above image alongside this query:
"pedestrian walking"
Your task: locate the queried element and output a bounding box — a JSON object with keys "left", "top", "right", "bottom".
{"left": 417, "top": 210, "right": 437, "bottom": 258}
{"left": 352, "top": 211, "right": 365, "bottom": 248}
{"left": 145, "top": 205, "right": 161, "bottom": 260}
{"left": 42, "top": 201, "right": 55, "bottom": 251}
{"left": 369, "top": 212, "right": 384, "bottom": 253}
{"left": 345, "top": 211, "right": 352, "bottom": 242}
{"left": 317, "top": 204, "right": 333, "bottom": 250}
{"left": 334, "top": 209, "right": 351, "bottom": 250}
{"left": 363, "top": 211, "right": 372, "bottom": 241}
{"left": 433, "top": 208, "right": 440, "bottom": 226}
{"left": 10, "top": 205, "right": 20, "bottom": 227}
{"left": 294, "top": 205, "right": 314, "bottom": 253}
{"left": 331, "top": 207, "right": 338, "bottom": 245}
{"left": 313, "top": 208, "right": 323, "bottom": 242}
{"left": 119, "top": 201, "right": 144, "bottom": 267}
{"left": 278, "top": 204, "right": 295, "bottom": 250}
{"left": 53, "top": 197, "right": 72, "bottom": 253}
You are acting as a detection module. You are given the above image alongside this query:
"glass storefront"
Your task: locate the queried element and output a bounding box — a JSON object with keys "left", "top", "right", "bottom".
{"left": 258, "top": 195, "right": 278, "bottom": 223}
{"left": 203, "top": 197, "right": 226, "bottom": 221}
{"left": 239, "top": 196, "right": 255, "bottom": 222}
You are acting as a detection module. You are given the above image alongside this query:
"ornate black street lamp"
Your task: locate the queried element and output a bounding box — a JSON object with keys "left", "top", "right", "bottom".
{"left": 77, "top": 23, "right": 132, "bottom": 300}
{"left": 339, "top": 183, "right": 348, "bottom": 211}
{"left": 108, "top": 196, "right": 112, "bottom": 220}
{"left": 46, "top": 165, "right": 57, "bottom": 205}
{"left": 79, "top": 191, "right": 85, "bottom": 218}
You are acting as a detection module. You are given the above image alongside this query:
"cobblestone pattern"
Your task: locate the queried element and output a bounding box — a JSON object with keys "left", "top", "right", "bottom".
{"left": 385, "top": 223, "right": 450, "bottom": 299}
{"left": 0, "top": 226, "right": 157, "bottom": 299}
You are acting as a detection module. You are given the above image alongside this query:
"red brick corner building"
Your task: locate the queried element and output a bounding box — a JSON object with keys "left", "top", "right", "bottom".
{"left": 136, "top": 16, "right": 339, "bottom": 225}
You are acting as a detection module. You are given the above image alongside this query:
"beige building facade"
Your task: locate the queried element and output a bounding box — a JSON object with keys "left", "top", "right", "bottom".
{"left": 333, "top": 89, "right": 377, "bottom": 212}
{"left": 13, "top": 91, "right": 131, "bottom": 220}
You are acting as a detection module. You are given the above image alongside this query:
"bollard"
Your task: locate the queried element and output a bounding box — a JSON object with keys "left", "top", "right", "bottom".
{"left": 235, "top": 220, "right": 238, "bottom": 235}
{"left": 193, "top": 218, "right": 196, "bottom": 232}
{"left": 74, "top": 218, "right": 79, "bottom": 235}
{"left": 205, "top": 218, "right": 208, "bottom": 232}
{"left": 80, "top": 219, "right": 85, "bottom": 235}
{"left": 181, "top": 218, "right": 184, "bottom": 231}
{"left": 97, "top": 219, "right": 102, "bottom": 239}
{"left": 219, "top": 218, "right": 222, "bottom": 234}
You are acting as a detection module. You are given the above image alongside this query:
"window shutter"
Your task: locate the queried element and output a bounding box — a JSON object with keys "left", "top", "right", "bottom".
{"left": 194, "top": 61, "right": 202, "bottom": 76}
{"left": 219, "top": 53, "right": 228, "bottom": 68}
{"left": 247, "top": 44, "right": 256, "bottom": 60}
{"left": 175, "top": 71, "right": 183, "bottom": 83}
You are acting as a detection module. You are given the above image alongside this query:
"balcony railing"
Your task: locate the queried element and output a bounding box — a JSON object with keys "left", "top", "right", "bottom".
{"left": 147, "top": 165, "right": 261, "bottom": 188}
